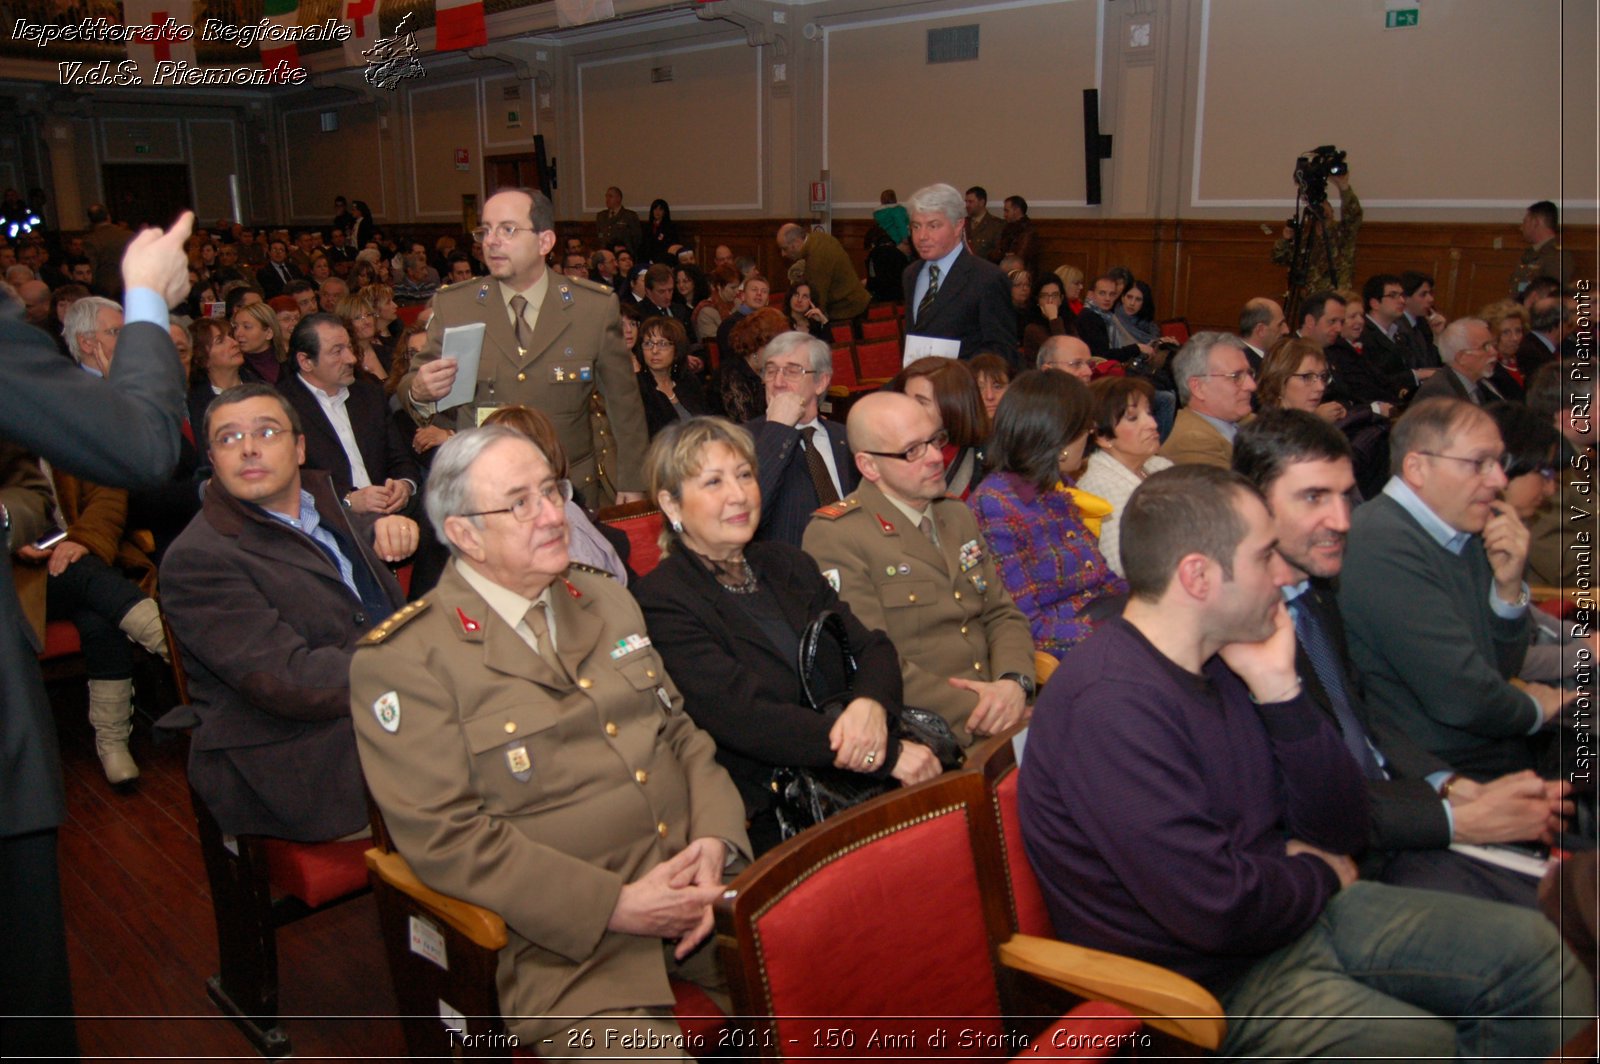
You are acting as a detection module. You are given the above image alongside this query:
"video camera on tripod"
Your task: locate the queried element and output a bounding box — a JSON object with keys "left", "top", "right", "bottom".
{"left": 1292, "top": 145, "right": 1348, "bottom": 209}
{"left": 1282, "top": 145, "right": 1350, "bottom": 321}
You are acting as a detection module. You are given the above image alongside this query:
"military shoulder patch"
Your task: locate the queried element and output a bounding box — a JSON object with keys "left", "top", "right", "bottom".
{"left": 567, "top": 274, "right": 616, "bottom": 296}
{"left": 567, "top": 561, "right": 617, "bottom": 581}
{"left": 358, "top": 598, "right": 431, "bottom": 646}
{"left": 813, "top": 498, "right": 860, "bottom": 520}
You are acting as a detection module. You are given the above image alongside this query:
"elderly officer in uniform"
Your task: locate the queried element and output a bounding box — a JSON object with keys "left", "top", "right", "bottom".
{"left": 803, "top": 392, "right": 1035, "bottom": 747}
{"left": 350, "top": 425, "right": 749, "bottom": 1059}
{"left": 401, "top": 187, "right": 650, "bottom": 507}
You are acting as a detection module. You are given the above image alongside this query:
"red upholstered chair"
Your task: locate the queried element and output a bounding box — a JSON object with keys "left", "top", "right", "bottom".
{"left": 164, "top": 627, "right": 372, "bottom": 1058}
{"left": 703, "top": 338, "right": 721, "bottom": 371}
{"left": 40, "top": 619, "right": 82, "bottom": 660}
{"left": 397, "top": 304, "right": 424, "bottom": 327}
{"left": 854, "top": 339, "right": 902, "bottom": 384}
{"left": 867, "top": 302, "right": 901, "bottom": 321}
{"left": 1158, "top": 318, "right": 1191, "bottom": 345}
{"left": 829, "top": 322, "right": 854, "bottom": 345}
{"left": 859, "top": 317, "right": 901, "bottom": 343}
{"left": 715, "top": 770, "right": 1146, "bottom": 1059}
{"left": 969, "top": 726, "right": 1225, "bottom": 1052}
{"left": 363, "top": 805, "right": 727, "bottom": 1060}
{"left": 597, "top": 499, "right": 666, "bottom": 577}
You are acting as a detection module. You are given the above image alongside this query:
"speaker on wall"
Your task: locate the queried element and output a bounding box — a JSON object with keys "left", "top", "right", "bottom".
{"left": 1083, "top": 89, "right": 1113, "bottom": 206}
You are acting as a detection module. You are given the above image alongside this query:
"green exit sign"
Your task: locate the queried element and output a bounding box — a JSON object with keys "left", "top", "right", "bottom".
{"left": 1386, "top": 8, "right": 1419, "bottom": 28}
{"left": 133, "top": 144, "right": 150, "bottom": 154}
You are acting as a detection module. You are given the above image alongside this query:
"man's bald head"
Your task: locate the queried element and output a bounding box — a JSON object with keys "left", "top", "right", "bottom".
{"left": 777, "top": 223, "right": 807, "bottom": 260}
{"left": 1039, "top": 335, "right": 1094, "bottom": 381}
{"left": 846, "top": 391, "right": 926, "bottom": 454}
{"left": 17, "top": 279, "right": 50, "bottom": 326}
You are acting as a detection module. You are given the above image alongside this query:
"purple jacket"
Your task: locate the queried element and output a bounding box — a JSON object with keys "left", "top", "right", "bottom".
{"left": 967, "top": 471, "right": 1125, "bottom": 658}
{"left": 1018, "top": 618, "right": 1369, "bottom": 990}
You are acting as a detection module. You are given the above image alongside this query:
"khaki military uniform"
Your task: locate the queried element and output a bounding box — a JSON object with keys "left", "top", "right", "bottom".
{"left": 966, "top": 211, "right": 1005, "bottom": 263}
{"left": 801, "top": 479, "right": 1034, "bottom": 747}
{"left": 401, "top": 274, "right": 650, "bottom": 496}
{"left": 350, "top": 563, "right": 750, "bottom": 1046}
{"left": 1510, "top": 237, "right": 1575, "bottom": 296}
{"left": 1271, "top": 184, "right": 1363, "bottom": 308}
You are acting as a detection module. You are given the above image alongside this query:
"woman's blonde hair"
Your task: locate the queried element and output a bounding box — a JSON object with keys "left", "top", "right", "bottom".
{"left": 231, "top": 300, "right": 287, "bottom": 363}
{"left": 644, "top": 417, "right": 759, "bottom": 554}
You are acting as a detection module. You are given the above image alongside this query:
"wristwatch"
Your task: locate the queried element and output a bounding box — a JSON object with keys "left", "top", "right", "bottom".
{"left": 1000, "top": 672, "right": 1035, "bottom": 702}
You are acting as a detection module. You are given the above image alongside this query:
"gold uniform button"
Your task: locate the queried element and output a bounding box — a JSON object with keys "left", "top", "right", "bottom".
{"left": 973, "top": 662, "right": 984, "bottom": 672}
{"left": 503, "top": 721, "right": 516, "bottom": 734}
{"left": 646, "top": 669, "right": 656, "bottom": 679}
{"left": 953, "top": 591, "right": 962, "bottom": 600}
{"left": 605, "top": 722, "right": 619, "bottom": 737}
{"left": 578, "top": 677, "right": 594, "bottom": 689}
{"left": 634, "top": 769, "right": 648, "bottom": 784}
{"left": 907, "top": 594, "right": 917, "bottom": 603}
{"left": 516, "top": 372, "right": 527, "bottom": 382}
{"left": 960, "top": 625, "right": 968, "bottom": 635}
{"left": 657, "top": 821, "right": 669, "bottom": 838}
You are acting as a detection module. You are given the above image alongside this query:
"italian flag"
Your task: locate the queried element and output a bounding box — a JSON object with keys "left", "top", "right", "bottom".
{"left": 434, "top": 0, "right": 486, "bottom": 52}
{"left": 260, "top": 0, "right": 301, "bottom": 69}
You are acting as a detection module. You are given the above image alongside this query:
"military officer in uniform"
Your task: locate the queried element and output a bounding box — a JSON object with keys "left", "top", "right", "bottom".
{"left": 803, "top": 392, "right": 1035, "bottom": 747}
{"left": 351, "top": 426, "right": 749, "bottom": 1058}
{"left": 401, "top": 187, "right": 649, "bottom": 506}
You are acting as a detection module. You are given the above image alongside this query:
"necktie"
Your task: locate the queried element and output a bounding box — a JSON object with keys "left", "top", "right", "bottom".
{"left": 918, "top": 515, "right": 938, "bottom": 548}
{"left": 508, "top": 294, "right": 535, "bottom": 356}
{"left": 524, "top": 601, "right": 564, "bottom": 677}
{"left": 916, "top": 264, "right": 941, "bottom": 323}
{"left": 1288, "top": 595, "right": 1385, "bottom": 780}
{"left": 800, "top": 426, "right": 839, "bottom": 507}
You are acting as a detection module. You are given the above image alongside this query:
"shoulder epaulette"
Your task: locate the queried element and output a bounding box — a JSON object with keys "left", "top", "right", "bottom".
{"left": 567, "top": 561, "right": 617, "bottom": 581}
{"left": 359, "top": 598, "right": 430, "bottom": 646}
{"left": 813, "top": 498, "right": 860, "bottom": 520}
{"left": 565, "top": 274, "right": 615, "bottom": 296}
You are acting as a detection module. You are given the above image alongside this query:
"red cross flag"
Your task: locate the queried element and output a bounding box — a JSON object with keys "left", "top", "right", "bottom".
{"left": 342, "top": 0, "right": 381, "bottom": 68}
{"left": 121, "top": 0, "right": 196, "bottom": 79}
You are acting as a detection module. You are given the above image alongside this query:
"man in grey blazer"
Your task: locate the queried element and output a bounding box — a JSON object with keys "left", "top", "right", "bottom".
{"left": 1340, "top": 398, "right": 1568, "bottom": 783}
{"left": 1, "top": 210, "right": 193, "bottom": 1059}
{"left": 900, "top": 183, "right": 1017, "bottom": 359}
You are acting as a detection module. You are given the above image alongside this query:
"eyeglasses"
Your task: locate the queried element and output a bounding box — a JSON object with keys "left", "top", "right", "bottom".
{"left": 862, "top": 429, "right": 949, "bottom": 463}
{"left": 469, "top": 222, "right": 542, "bottom": 243}
{"left": 1289, "top": 371, "right": 1334, "bottom": 385}
{"left": 1199, "top": 369, "right": 1256, "bottom": 384}
{"left": 761, "top": 362, "right": 820, "bottom": 382}
{"left": 641, "top": 338, "right": 677, "bottom": 350}
{"left": 461, "top": 479, "right": 572, "bottom": 522}
{"left": 211, "top": 425, "right": 292, "bottom": 450}
{"left": 1417, "top": 451, "right": 1508, "bottom": 477}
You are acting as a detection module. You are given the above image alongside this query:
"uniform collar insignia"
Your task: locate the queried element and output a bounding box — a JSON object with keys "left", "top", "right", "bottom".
{"left": 562, "top": 578, "right": 582, "bottom": 599}
{"left": 874, "top": 513, "right": 896, "bottom": 535}
{"left": 455, "top": 606, "right": 481, "bottom": 633}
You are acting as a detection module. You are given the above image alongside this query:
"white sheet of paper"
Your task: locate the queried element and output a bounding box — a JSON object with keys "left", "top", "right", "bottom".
{"left": 1448, "top": 843, "right": 1549, "bottom": 880}
{"left": 439, "top": 322, "right": 487, "bottom": 412}
{"left": 902, "top": 334, "right": 961, "bottom": 365}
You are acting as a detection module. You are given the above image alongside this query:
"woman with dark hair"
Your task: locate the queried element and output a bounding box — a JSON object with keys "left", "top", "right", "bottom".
{"left": 636, "top": 316, "right": 712, "bottom": 438}
{"left": 967, "top": 370, "right": 1125, "bottom": 658}
{"left": 784, "top": 281, "right": 831, "bottom": 339}
{"left": 641, "top": 198, "right": 680, "bottom": 264}
{"left": 718, "top": 306, "right": 786, "bottom": 423}
{"left": 335, "top": 290, "right": 391, "bottom": 381}
{"left": 1021, "top": 273, "right": 1076, "bottom": 363}
{"left": 187, "top": 318, "right": 244, "bottom": 432}
{"left": 1076, "top": 376, "right": 1172, "bottom": 576}
{"left": 969, "top": 351, "right": 1012, "bottom": 422}
{"left": 617, "top": 299, "right": 644, "bottom": 370}
{"left": 674, "top": 264, "right": 708, "bottom": 311}
{"left": 633, "top": 417, "right": 940, "bottom": 854}
{"left": 888, "top": 356, "right": 988, "bottom": 497}
{"left": 1115, "top": 280, "right": 1161, "bottom": 347}
{"left": 694, "top": 265, "right": 741, "bottom": 343}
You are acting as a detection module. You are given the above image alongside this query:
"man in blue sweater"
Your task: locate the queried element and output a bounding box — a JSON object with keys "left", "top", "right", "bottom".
{"left": 1018, "top": 464, "right": 1587, "bottom": 1059}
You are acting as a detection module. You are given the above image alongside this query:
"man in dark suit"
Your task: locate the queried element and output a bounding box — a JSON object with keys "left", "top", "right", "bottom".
{"left": 1077, "top": 274, "right": 1154, "bottom": 365}
{"left": 1235, "top": 410, "right": 1564, "bottom": 907}
{"left": 1517, "top": 297, "right": 1567, "bottom": 384}
{"left": 1411, "top": 318, "right": 1505, "bottom": 406}
{"left": 744, "top": 331, "right": 857, "bottom": 547}
{"left": 900, "top": 183, "right": 1017, "bottom": 359}
{"left": 82, "top": 202, "right": 134, "bottom": 300}
{"left": 279, "top": 313, "right": 419, "bottom": 516}
{"left": 255, "top": 238, "right": 306, "bottom": 299}
{"left": 1358, "top": 273, "right": 1430, "bottom": 402}
{"left": 161, "top": 384, "right": 415, "bottom": 844}
{"left": 402, "top": 187, "right": 650, "bottom": 506}
{"left": 1396, "top": 271, "right": 1443, "bottom": 372}
{"left": 1, "top": 210, "right": 193, "bottom": 1059}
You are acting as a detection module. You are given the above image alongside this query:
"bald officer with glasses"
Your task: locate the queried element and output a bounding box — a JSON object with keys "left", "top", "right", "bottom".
{"left": 401, "top": 187, "right": 650, "bottom": 506}
{"left": 803, "top": 392, "right": 1035, "bottom": 748}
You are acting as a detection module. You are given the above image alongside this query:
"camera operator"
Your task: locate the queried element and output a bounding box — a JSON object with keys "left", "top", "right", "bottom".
{"left": 1272, "top": 151, "right": 1363, "bottom": 316}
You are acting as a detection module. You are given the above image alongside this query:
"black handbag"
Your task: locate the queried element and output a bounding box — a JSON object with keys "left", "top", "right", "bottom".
{"left": 769, "top": 611, "right": 965, "bottom": 841}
